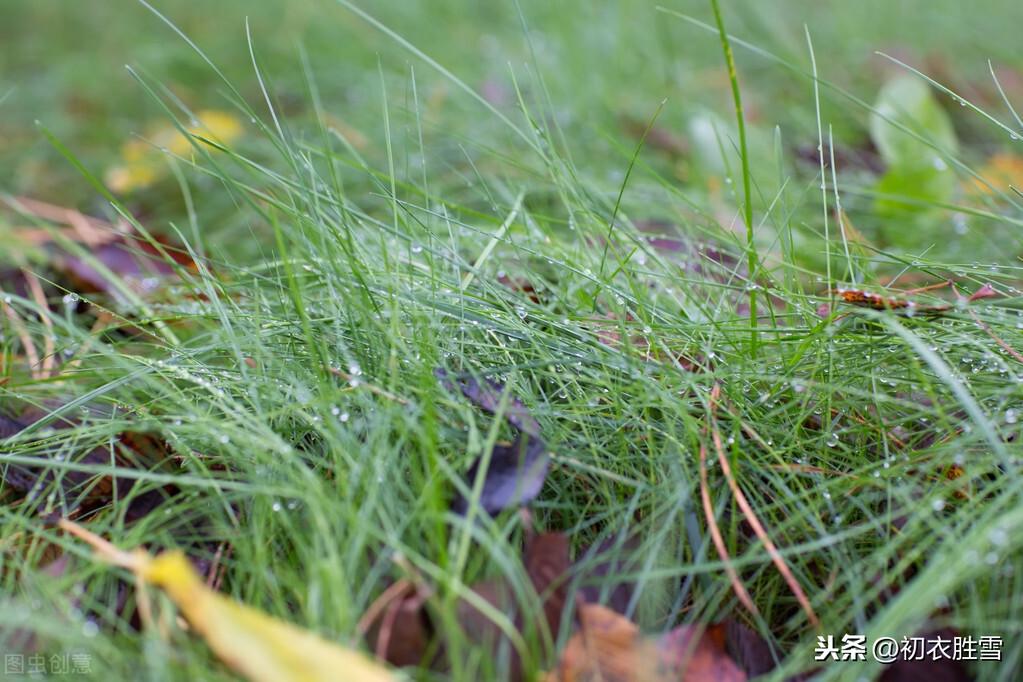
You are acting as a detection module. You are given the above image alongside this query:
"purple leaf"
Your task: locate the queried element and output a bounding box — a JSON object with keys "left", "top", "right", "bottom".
{"left": 452, "top": 434, "right": 549, "bottom": 515}
{"left": 436, "top": 369, "right": 549, "bottom": 515}
{"left": 434, "top": 369, "right": 541, "bottom": 437}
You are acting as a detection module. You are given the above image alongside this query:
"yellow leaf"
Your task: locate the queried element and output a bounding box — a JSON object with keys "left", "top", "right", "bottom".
{"left": 56, "top": 520, "right": 395, "bottom": 682}
{"left": 966, "top": 152, "right": 1023, "bottom": 197}
{"left": 105, "top": 109, "right": 244, "bottom": 193}
{"left": 142, "top": 551, "right": 395, "bottom": 682}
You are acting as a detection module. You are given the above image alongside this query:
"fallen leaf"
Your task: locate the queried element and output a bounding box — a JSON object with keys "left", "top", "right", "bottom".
{"left": 792, "top": 141, "right": 885, "bottom": 174}
{"left": 437, "top": 369, "right": 549, "bottom": 515}
{"left": 436, "top": 369, "right": 540, "bottom": 437}
{"left": 454, "top": 578, "right": 519, "bottom": 663}
{"left": 657, "top": 623, "right": 748, "bottom": 682}
{"left": 58, "top": 233, "right": 195, "bottom": 298}
{"left": 451, "top": 435, "right": 549, "bottom": 516}
{"left": 720, "top": 620, "right": 776, "bottom": 678}
{"left": 105, "top": 109, "right": 244, "bottom": 193}
{"left": 1, "top": 196, "right": 196, "bottom": 301}
{"left": 2, "top": 195, "right": 123, "bottom": 247}
{"left": 545, "top": 604, "right": 639, "bottom": 682}
{"left": 966, "top": 152, "right": 1023, "bottom": 197}
{"left": 525, "top": 532, "right": 572, "bottom": 649}
{"left": 869, "top": 75, "right": 958, "bottom": 223}
{"left": 60, "top": 521, "right": 395, "bottom": 682}
{"left": 829, "top": 280, "right": 998, "bottom": 317}
{"left": 497, "top": 272, "right": 542, "bottom": 304}
{"left": 361, "top": 580, "right": 433, "bottom": 668}
{"left": 544, "top": 604, "right": 747, "bottom": 682}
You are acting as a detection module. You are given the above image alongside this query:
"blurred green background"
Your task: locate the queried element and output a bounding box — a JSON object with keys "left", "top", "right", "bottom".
{"left": 2, "top": 0, "right": 1023, "bottom": 278}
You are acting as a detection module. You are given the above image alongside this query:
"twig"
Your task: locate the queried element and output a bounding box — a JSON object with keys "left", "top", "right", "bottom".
{"left": 2, "top": 295, "right": 41, "bottom": 379}
{"left": 56, "top": 518, "right": 144, "bottom": 570}
{"left": 969, "top": 309, "right": 1023, "bottom": 364}
{"left": 708, "top": 385, "right": 820, "bottom": 627}
{"left": 356, "top": 578, "right": 415, "bottom": 638}
{"left": 22, "top": 269, "right": 55, "bottom": 379}
{"left": 698, "top": 441, "right": 760, "bottom": 617}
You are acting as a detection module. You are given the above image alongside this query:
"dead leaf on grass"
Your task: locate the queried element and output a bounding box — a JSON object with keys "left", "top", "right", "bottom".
{"left": 105, "top": 109, "right": 244, "bottom": 193}
{"left": 436, "top": 369, "right": 549, "bottom": 515}
{"left": 544, "top": 604, "right": 749, "bottom": 682}
{"left": 58, "top": 520, "right": 395, "bottom": 682}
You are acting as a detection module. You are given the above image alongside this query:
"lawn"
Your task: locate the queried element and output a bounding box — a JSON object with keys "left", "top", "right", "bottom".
{"left": 2, "top": 1, "right": 1023, "bottom": 680}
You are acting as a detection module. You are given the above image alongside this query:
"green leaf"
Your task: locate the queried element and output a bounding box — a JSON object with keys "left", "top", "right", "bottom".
{"left": 870, "top": 75, "right": 957, "bottom": 168}
{"left": 869, "top": 75, "right": 958, "bottom": 222}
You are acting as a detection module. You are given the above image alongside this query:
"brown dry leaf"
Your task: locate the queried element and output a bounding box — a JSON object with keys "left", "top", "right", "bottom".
{"left": 526, "top": 532, "right": 572, "bottom": 643}
{"left": 453, "top": 531, "right": 571, "bottom": 679}
{"left": 829, "top": 280, "right": 999, "bottom": 318}
{"left": 2, "top": 196, "right": 196, "bottom": 302}
{"left": 359, "top": 577, "right": 434, "bottom": 668}
{"left": 657, "top": 624, "right": 748, "bottom": 682}
{"left": 361, "top": 531, "right": 570, "bottom": 676}
{"left": 544, "top": 605, "right": 747, "bottom": 682}
{"left": 497, "top": 272, "right": 542, "bottom": 304}
{"left": 589, "top": 312, "right": 706, "bottom": 372}
{"left": 544, "top": 603, "right": 639, "bottom": 682}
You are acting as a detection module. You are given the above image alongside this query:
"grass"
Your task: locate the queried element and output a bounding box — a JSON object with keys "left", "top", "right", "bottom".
{"left": 2, "top": 1, "right": 1023, "bottom": 680}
